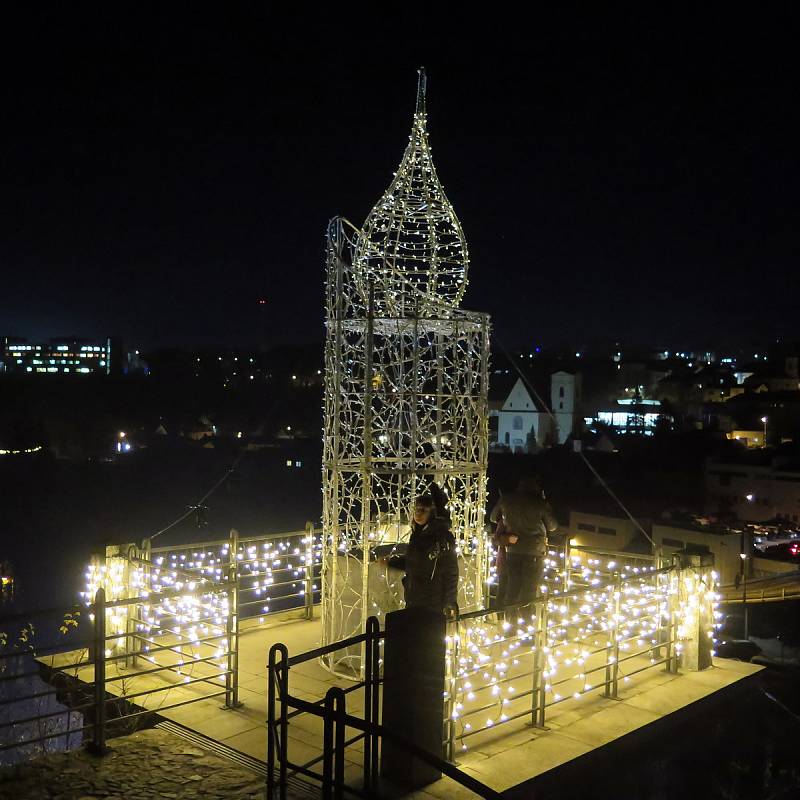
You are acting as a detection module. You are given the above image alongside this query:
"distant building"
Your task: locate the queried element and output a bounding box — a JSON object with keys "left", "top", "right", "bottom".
{"left": 726, "top": 429, "right": 765, "bottom": 449}
{"left": 746, "top": 374, "right": 800, "bottom": 393}
{"left": 491, "top": 376, "right": 551, "bottom": 453}
{"left": 551, "top": 371, "right": 582, "bottom": 445}
{"left": 565, "top": 508, "right": 747, "bottom": 585}
{"left": 652, "top": 521, "right": 741, "bottom": 585}
{"left": 488, "top": 370, "right": 582, "bottom": 452}
{"left": 567, "top": 510, "right": 642, "bottom": 552}
{"left": 1, "top": 336, "right": 113, "bottom": 375}
{"left": 590, "top": 398, "right": 667, "bottom": 435}
{"left": 706, "top": 452, "right": 800, "bottom": 524}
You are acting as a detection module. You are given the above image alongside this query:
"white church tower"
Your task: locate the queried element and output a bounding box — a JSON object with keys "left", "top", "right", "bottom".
{"left": 550, "top": 371, "right": 581, "bottom": 444}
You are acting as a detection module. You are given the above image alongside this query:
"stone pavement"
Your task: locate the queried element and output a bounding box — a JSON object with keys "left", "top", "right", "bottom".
{"left": 0, "top": 727, "right": 313, "bottom": 800}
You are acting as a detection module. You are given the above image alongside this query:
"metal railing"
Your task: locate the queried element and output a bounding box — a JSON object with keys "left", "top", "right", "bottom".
{"left": 145, "top": 523, "right": 322, "bottom": 622}
{"left": 0, "top": 523, "right": 323, "bottom": 762}
{"left": 265, "top": 554, "right": 716, "bottom": 799}
{"left": 1, "top": 576, "right": 237, "bottom": 762}
{"left": 267, "top": 618, "right": 500, "bottom": 800}
{"left": 444, "top": 563, "right": 680, "bottom": 757}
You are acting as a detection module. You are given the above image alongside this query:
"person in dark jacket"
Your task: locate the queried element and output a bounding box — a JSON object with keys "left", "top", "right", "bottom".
{"left": 490, "top": 476, "right": 557, "bottom": 606}
{"left": 397, "top": 493, "right": 459, "bottom": 617}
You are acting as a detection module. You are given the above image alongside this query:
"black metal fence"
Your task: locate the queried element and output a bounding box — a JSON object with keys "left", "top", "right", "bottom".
{"left": 1, "top": 578, "right": 238, "bottom": 764}
{"left": 266, "top": 617, "right": 501, "bottom": 800}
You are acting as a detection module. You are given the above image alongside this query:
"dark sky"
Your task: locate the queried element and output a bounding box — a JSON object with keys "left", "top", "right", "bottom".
{"left": 1, "top": 8, "right": 797, "bottom": 351}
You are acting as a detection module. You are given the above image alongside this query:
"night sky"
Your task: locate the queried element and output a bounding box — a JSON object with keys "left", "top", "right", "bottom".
{"left": 1, "top": 8, "right": 797, "bottom": 351}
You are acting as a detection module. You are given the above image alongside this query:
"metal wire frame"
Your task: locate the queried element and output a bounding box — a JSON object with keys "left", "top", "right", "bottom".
{"left": 353, "top": 68, "right": 470, "bottom": 318}
{"left": 322, "top": 214, "right": 490, "bottom": 677}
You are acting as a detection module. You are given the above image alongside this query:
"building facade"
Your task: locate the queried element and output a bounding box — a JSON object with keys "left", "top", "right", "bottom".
{"left": 706, "top": 457, "right": 800, "bottom": 524}
{"left": 551, "top": 371, "right": 581, "bottom": 444}
{"left": 1, "top": 337, "right": 112, "bottom": 375}
{"left": 496, "top": 377, "right": 549, "bottom": 453}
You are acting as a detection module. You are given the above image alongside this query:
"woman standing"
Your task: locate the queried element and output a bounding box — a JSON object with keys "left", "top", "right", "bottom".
{"left": 400, "top": 493, "right": 459, "bottom": 617}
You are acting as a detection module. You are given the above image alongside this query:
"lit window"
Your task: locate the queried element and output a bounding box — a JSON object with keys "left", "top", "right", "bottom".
{"left": 286, "top": 460, "right": 292, "bottom": 467}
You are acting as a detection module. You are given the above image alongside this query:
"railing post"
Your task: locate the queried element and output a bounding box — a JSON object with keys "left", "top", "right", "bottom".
{"left": 225, "top": 528, "right": 242, "bottom": 708}
{"left": 665, "top": 563, "right": 680, "bottom": 674}
{"left": 674, "top": 554, "right": 715, "bottom": 671}
{"left": 531, "top": 599, "right": 548, "bottom": 727}
{"left": 370, "top": 620, "right": 380, "bottom": 790}
{"left": 604, "top": 574, "right": 622, "bottom": 699}
{"left": 267, "top": 643, "right": 288, "bottom": 800}
{"left": 89, "top": 587, "right": 108, "bottom": 755}
{"left": 444, "top": 614, "right": 459, "bottom": 763}
{"left": 304, "top": 522, "right": 315, "bottom": 620}
{"left": 363, "top": 617, "right": 381, "bottom": 791}
{"left": 562, "top": 536, "right": 571, "bottom": 594}
{"left": 611, "top": 575, "right": 622, "bottom": 698}
{"left": 124, "top": 544, "right": 138, "bottom": 670}
{"left": 323, "top": 687, "right": 347, "bottom": 800}
{"left": 334, "top": 687, "right": 346, "bottom": 800}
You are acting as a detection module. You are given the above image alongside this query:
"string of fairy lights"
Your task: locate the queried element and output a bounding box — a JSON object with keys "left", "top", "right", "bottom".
{"left": 355, "top": 67, "right": 468, "bottom": 318}
{"left": 82, "top": 530, "right": 323, "bottom": 690}
{"left": 444, "top": 555, "right": 721, "bottom": 754}
{"left": 321, "top": 69, "right": 490, "bottom": 676}
{"left": 77, "top": 69, "right": 721, "bottom": 755}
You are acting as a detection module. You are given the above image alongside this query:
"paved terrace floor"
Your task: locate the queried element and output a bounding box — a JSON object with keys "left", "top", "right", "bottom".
{"left": 42, "top": 610, "right": 762, "bottom": 797}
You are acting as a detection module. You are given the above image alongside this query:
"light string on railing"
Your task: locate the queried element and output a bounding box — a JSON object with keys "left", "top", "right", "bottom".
{"left": 444, "top": 559, "right": 721, "bottom": 753}
{"left": 81, "top": 530, "right": 324, "bottom": 688}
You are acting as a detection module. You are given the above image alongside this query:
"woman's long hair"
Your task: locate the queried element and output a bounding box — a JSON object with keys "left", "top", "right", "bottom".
{"left": 428, "top": 482, "right": 451, "bottom": 526}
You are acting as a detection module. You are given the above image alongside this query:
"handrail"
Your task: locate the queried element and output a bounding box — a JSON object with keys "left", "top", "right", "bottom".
{"left": 570, "top": 544, "right": 655, "bottom": 561}
{"left": 150, "top": 527, "right": 322, "bottom": 554}
{"left": 330, "top": 706, "right": 501, "bottom": 799}
{"left": 719, "top": 570, "right": 800, "bottom": 588}
{"left": 102, "top": 579, "right": 236, "bottom": 611}
{"left": 2, "top": 576, "right": 239, "bottom": 759}
{"left": 268, "top": 625, "right": 500, "bottom": 800}
{"left": 459, "top": 562, "right": 672, "bottom": 622}
{"left": 287, "top": 629, "right": 384, "bottom": 667}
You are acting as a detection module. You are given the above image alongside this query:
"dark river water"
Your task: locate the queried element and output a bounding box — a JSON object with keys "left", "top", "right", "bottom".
{"left": 0, "top": 438, "right": 323, "bottom": 614}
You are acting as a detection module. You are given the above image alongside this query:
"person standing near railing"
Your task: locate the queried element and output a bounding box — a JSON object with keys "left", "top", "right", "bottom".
{"left": 490, "top": 505, "right": 514, "bottom": 609}
{"left": 490, "top": 475, "right": 557, "bottom": 605}
{"left": 389, "top": 490, "right": 459, "bottom": 618}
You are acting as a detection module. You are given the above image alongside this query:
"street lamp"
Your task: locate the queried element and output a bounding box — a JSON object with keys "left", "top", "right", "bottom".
{"left": 740, "top": 527, "right": 750, "bottom": 639}
{"left": 761, "top": 416, "right": 767, "bottom": 447}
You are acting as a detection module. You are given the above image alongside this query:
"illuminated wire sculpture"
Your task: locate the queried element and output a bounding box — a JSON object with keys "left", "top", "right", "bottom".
{"left": 322, "top": 70, "right": 491, "bottom": 675}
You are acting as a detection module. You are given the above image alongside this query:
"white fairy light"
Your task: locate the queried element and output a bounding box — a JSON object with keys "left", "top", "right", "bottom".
{"left": 320, "top": 69, "right": 490, "bottom": 675}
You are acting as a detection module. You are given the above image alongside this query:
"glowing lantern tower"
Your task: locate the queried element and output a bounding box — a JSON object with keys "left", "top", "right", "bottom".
{"left": 322, "top": 70, "right": 491, "bottom": 674}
